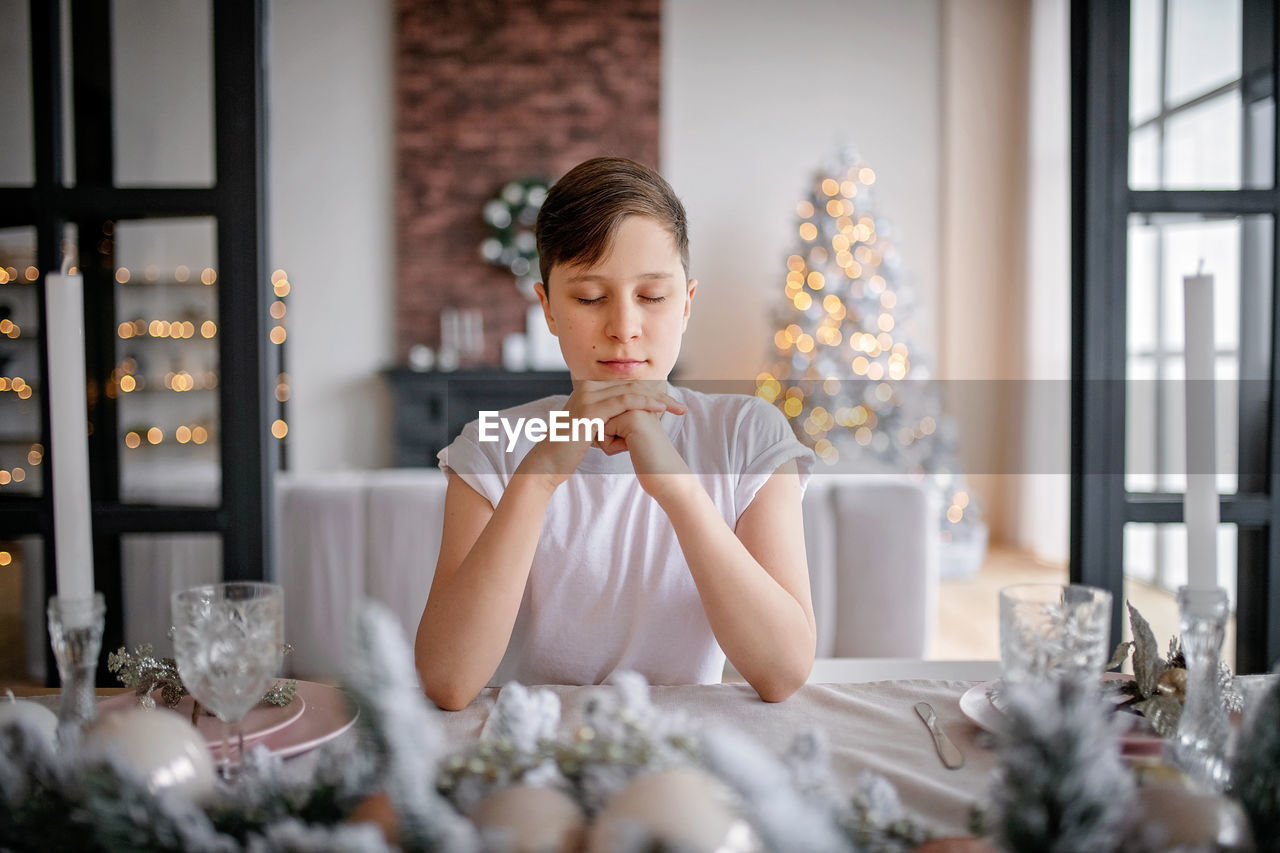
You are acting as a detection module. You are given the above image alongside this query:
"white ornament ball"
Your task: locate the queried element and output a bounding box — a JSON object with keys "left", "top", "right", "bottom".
{"left": 588, "top": 767, "right": 758, "bottom": 853}
{"left": 470, "top": 784, "right": 585, "bottom": 853}
{"left": 1136, "top": 785, "right": 1252, "bottom": 849}
{"left": 85, "top": 708, "right": 216, "bottom": 802}
{"left": 0, "top": 694, "right": 59, "bottom": 750}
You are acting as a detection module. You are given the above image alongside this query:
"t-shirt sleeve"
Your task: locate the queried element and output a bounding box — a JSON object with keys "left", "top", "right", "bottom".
{"left": 437, "top": 423, "right": 507, "bottom": 509}
{"left": 733, "top": 397, "right": 815, "bottom": 518}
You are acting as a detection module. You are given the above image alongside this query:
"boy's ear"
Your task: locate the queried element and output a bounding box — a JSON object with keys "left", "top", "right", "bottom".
{"left": 534, "top": 281, "right": 558, "bottom": 336}
{"left": 681, "top": 278, "right": 697, "bottom": 331}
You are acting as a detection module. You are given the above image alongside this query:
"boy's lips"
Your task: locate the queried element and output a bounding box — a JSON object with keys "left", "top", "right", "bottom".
{"left": 598, "top": 358, "right": 647, "bottom": 374}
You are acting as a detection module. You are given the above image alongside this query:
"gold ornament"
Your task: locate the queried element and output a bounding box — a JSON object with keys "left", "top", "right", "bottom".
{"left": 1156, "top": 667, "right": 1188, "bottom": 703}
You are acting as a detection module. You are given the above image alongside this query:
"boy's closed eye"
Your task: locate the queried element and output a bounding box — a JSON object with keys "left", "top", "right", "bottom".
{"left": 574, "top": 294, "right": 669, "bottom": 305}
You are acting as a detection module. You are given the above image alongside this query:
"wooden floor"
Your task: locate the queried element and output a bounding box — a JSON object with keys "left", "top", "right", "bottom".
{"left": 0, "top": 543, "right": 1235, "bottom": 686}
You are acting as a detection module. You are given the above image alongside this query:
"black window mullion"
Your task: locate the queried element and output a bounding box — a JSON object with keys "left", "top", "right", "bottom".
{"left": 93, "top": 506, "right": 223, "bottom": 535}
{"left": 1071, "top": 0, "right": 1131, "bottom": 649}
{"left": 28, "top": 0, "right": 63, "bottom": 671}
{"left": 1129, "top": 189, "right": 1277, "bottom": 214}
{"left": 1246, "top": 0, "right": 1280, "bottom": 672}
{"left": 68, "top": 0, "right": 124, "bottom": 682}
{"left": 28, "top": 0, "right": 65, "bottom": 686}
{"left": 1126, "top": 492, "right": 1273, "bottom": 526}
{"left": 1233, "top": 0, "right": 1276, "bottom": 675}
{"left": 1229, "top": 0, "right": 1280, "bottom": 674}
{"left": 212, "top": 0, "right": 272, "bottom": 583}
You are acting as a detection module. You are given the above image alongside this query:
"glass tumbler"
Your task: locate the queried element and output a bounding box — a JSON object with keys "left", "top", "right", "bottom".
{"left": 999, "top": 583, "right": 1113, "bottom": 686}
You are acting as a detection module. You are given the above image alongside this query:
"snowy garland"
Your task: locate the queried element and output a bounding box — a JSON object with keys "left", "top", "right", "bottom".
{"left": 982, "top": 679, "right": 1136, "bottom": 852}
{"left": 1231, "top": 674, "right": 1280, "bottom": 852}
{"left": 5, "top": 602, "right": 1277, "bottom": 851}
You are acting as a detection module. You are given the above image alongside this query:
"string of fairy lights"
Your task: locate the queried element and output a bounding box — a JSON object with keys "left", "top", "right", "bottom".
{"left": 755, "top": 152, "right": 979, "bottom": 534}
{"left": 0, "top": 261, "right": 291, "bottom": 491}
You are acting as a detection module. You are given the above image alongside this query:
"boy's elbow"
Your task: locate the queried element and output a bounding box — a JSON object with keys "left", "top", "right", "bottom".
{"left": 419, "top": 670, "right": 479, "bottom": 712}
{"left": 415, "top": 650, "right": 481, "bottom": 711}
{"left": 754, "top": 674, "right": 805, "bottom": 703}
{"left": 751, "top": 658, "right": 811, "bottom": 703}
{"left": 427, "top": 686, "right": 476, "bottom": 713}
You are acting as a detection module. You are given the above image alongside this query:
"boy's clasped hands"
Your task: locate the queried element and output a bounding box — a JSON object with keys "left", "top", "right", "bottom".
{"left": 517, "top": 380, "right": 691, "bottom": 500}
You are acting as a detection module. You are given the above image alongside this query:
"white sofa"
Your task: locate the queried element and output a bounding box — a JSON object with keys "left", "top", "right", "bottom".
{"left": 25, "top": 469, "right": 938, "bottom": 681}
{"left": 271, "top": 469, "right": 938, "bottom": 678}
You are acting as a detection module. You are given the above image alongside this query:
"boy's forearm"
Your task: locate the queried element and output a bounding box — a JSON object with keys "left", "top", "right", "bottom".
{"left": 656, "top": 484, "right": 815, "bottom": 701}
{"left": 416, "top": 475, "right": 556, "bottom": 709}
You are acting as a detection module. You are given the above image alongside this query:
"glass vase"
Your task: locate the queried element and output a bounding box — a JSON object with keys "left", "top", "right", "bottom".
{"left": 47, "top": 593, "right": 106, "bottom": 738}
{"left": 1169, "top": 586, "right": 1232, "bottom": 792}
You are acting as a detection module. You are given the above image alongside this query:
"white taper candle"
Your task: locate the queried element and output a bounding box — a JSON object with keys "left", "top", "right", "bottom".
{"left": 1182, "top": 271, "right": 1218, "bottom": 590}
{"left": 43, "top": 270, "right": 96, "bottom": 603}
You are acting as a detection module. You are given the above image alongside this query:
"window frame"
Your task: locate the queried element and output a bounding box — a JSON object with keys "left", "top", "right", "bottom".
{"left": 1071, "top": 0, "right": 1280, "bottom": 673}
{"left": 0, "top": 0, "right": 273, "bottom": 683}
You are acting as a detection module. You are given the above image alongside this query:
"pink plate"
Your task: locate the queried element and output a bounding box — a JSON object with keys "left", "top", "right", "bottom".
{"left": 959, "top": 677, "right": 1165, "bottom": 756}
{"left": 99, "top": 686, "right": 306, "bottom": 747}
{"left": 238, "top": 680, "right": 359, "bottom": 760}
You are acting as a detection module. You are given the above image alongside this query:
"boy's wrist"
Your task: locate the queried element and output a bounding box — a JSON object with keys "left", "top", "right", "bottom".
{"left": 509, "top": 464, "right": 566, "bottom": 501}
{"left": 647, "top": 473, "right": 703, "bottom": 513}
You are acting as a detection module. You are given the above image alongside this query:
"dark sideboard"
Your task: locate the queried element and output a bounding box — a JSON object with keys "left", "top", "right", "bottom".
{"left": 383, "top": 368, "right": 572, "bottom": 467}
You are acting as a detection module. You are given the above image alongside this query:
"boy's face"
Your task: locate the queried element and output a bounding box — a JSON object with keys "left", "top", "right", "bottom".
{"left": 535, "top": 215, "right": 696, "bottom": 382}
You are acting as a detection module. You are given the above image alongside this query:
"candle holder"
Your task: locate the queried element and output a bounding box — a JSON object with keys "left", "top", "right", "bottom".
{"left": 47, "top": 593, "right": 105, "bottom": 737}
{"left": 1169, "top": 586, "right": 1232, "bottom": 792}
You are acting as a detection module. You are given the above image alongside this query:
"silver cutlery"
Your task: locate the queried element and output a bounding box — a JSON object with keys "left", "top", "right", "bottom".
{"left": 914, "top": 701, "right": 965, "bottom": 769}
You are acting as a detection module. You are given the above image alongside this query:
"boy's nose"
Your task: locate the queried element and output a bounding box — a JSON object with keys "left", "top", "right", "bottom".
{"left": 606, "top": 302, "right": 641, "bottom": 342}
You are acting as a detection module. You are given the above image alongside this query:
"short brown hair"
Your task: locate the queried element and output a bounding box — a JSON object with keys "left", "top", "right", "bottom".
{"left": 535, "top": 157, "right": 689, "bottom": 287}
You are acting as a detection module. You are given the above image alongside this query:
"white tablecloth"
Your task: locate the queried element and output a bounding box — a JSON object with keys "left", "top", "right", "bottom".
{"left": 434, "top": 679, "right": 992, "bottom": 835}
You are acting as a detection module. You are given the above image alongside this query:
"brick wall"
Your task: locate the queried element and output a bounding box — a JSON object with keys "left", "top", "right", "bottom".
{"left": 395, "top": 0, "right": 661, "bottom": 363}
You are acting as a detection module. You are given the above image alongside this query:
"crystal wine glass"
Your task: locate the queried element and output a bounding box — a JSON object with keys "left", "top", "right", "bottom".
{"left": 171, "top": 582, "right": 284, "bottom": 774}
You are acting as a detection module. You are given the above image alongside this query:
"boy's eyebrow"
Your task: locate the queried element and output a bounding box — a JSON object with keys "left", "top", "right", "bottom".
{"left": 565, "top": 271, "right": 674, "bottom": 283}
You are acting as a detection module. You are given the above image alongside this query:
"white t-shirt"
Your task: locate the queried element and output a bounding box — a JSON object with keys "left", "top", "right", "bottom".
{"left": 437, "top": 384, "right": 814, "bottom": 686}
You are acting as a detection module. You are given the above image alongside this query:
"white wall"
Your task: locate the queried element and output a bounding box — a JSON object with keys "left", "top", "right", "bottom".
{"left": 1016, "top": 0, "right": 1071, "bottom": 563}
{"left": 662, "top": 0, "right": 942, "bottom": 381}
{"left": 938, "top": 0, "right": 1034, "bottom": 545}
{"left": 268, "top": 0, "right": 396, "bottom": 471}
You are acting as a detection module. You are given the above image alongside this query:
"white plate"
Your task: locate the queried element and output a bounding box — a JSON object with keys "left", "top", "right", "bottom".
{"left": 959, "top": 678, "right": 1164, "bottom": 756}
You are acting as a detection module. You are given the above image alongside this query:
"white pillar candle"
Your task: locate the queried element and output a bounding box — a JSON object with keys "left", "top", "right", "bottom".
{"left": 43, "top": 271, "right": 96, "bottom": 603}
{"left": 1183, "top": 272, "right": 1218, "bottom": 589}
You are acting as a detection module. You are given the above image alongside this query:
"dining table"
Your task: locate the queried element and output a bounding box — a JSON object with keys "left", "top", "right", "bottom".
{"left": 18, "top": 661, "right": 1003, "bottom": 838}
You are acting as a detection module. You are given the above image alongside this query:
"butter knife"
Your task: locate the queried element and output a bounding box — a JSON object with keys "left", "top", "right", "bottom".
{"left": 914, "top": 701, "right": 965, "bottom": 769}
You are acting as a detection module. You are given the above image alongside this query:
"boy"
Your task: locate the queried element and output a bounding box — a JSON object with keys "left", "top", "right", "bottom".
{"left": 415, "top": 157, "right": 815, "bottom": 709}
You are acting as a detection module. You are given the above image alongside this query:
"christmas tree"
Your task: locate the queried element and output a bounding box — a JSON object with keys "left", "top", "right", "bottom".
{"left": 756, "top": 149, "right": 984, "bottom": 573}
